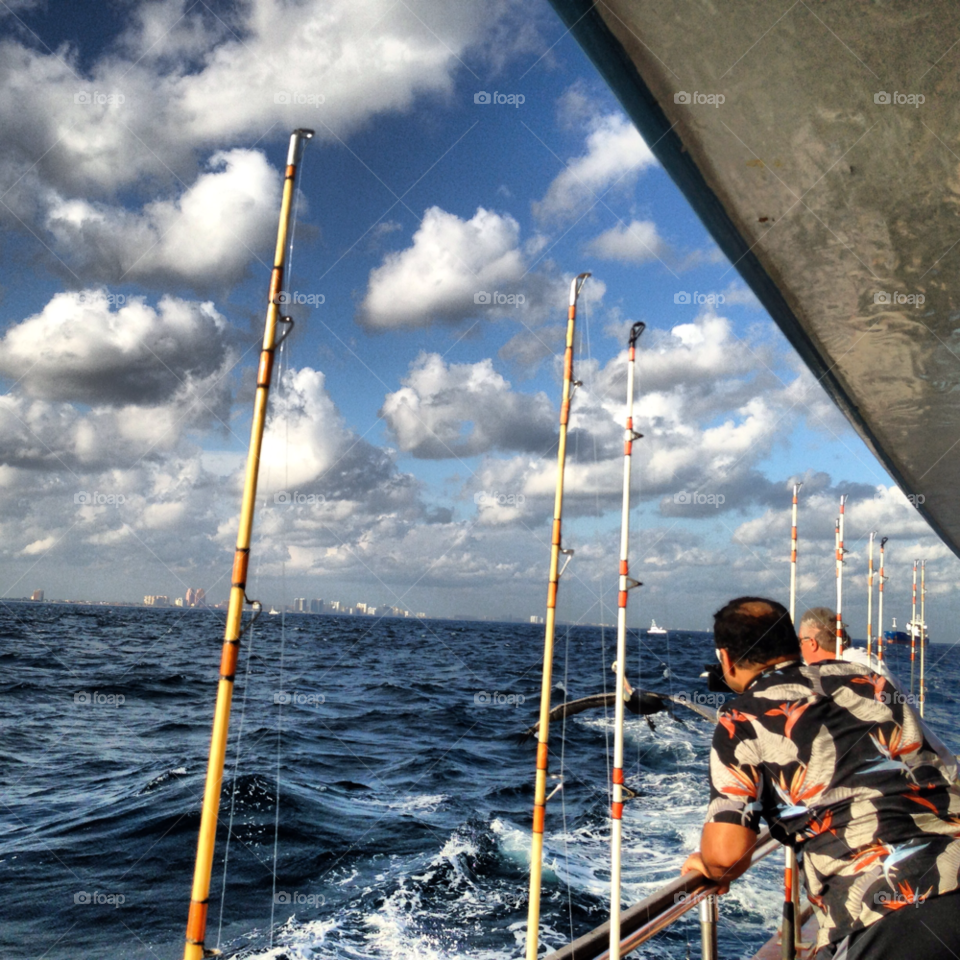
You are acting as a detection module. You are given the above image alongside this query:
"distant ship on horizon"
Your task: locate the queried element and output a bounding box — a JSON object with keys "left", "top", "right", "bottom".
{"left": 647, "top": 619, "right": 667, "bottom": 635}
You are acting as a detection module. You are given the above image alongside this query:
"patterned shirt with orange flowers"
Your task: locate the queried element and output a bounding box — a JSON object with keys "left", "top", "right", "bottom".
{"left": 706, "top": 659, "right": 960, "bottom": 949}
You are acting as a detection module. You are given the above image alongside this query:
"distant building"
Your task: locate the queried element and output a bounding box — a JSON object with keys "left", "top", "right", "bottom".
{"left": 329, "top": 601, "right": 340, "bottom": 612}
{"left": 294, "top": 598, "right": 308, "bottom": 613}
{"left": 31, "top": 589, "right": 44, "bottom": 602}
{"left": 310, "top": 598, "right": 324, "bottom": 613}
{"left": 144, "top": 595, "right": 170, "bottom": 607}
{"left": 367, "top": 606, "right": 377, "bottom": 617}
{"left": 175, "top": 598, "right": 184, "bottom": 607}
{"left": 529, "top": 615, "right": 544, "bottom": 624}
{"left": 355, "top": 602, "right": 367, "bottom": 614}
{"left": 185, "top": 587, "right": 206, "bottom": 607}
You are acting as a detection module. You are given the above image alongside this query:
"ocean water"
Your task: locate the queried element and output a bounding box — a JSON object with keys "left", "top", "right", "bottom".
{"left": 2, "top": 605, "right": 958, "bottom": 960}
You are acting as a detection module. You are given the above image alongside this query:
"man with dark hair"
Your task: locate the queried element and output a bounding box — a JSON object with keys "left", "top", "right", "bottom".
{"left": 682, "top": 596, "right": 960, "bottom": 959}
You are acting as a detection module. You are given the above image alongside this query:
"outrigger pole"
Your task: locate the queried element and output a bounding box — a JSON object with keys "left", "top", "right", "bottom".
{"left": 525, "top": 272, "right": 589, "bottom": 960}
{"left": 910, "top": 560, "right": 918, "bottom": 697}
{"left": 877, "top": 537, "right": 888, "bottom": 664}
{"left": 183, "top": 128, "right": 314, "bottom": 960}
{"left": 835, "top": 496, "right": 846, "bottom": 652}
{"left": 788, "top": 483, "right": 801, "bottom": 624}
{"left": 609, "top": 321, "right": 645, "bottom": 959}
{"left": 784, "top": 483, "right": 802, "bottom": 960}
{"left": 866, "top": 532, "right": 876, "bottom": 660}
{"left": 920, "top": 560, "right": 927, "bottom": 717}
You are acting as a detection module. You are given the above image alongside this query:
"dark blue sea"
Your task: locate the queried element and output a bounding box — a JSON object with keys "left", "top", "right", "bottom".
{"left": 2, "top": 605, "right": 959, "bottom": 960}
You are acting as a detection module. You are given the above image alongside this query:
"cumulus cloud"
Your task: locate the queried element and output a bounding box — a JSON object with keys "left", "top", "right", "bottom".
{"left": 533, "top": 113, "right": 657, "bottom": 224}
{"left": 585, "top": 219, "right": 665, "bottom": 264}
{"left": 358, "top": 207, "right": 528, "bottom": 329}
{"left": 380, "top": 353, "right": 557, "bottom": 459}
{"left": 44, "top": 150, "right": 281, "bottom": 292}
{"left": 0, "top": 0, "right": 535, "bottom": 294}
{"left": 0, "top": 290, "right": 234, "bottom": 407}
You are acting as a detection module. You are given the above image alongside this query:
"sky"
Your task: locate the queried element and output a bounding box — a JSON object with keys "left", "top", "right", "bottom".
{"left": 0, "top": 0, "right": 955, "bottom": 636}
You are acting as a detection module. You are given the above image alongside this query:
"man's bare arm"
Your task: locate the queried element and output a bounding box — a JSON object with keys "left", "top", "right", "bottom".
{"left": 681, "top": 822, "right": 758, "bottom": 894}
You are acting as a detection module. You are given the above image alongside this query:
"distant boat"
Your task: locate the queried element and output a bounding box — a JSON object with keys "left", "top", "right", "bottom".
{"left": 268, "top": 606, "right": 280, "bottom": 616}
{"left": 647, "top": 619, "right": 667, "bottom": 635}
{"left": 883, "top": 616, "right": 909, "bottom": 644}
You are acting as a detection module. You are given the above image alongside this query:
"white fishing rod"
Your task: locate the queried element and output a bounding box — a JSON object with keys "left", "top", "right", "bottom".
{"left": 877, "top": 537, "right": 888, "bottom": 663}
{"left": 784, "top": 483, "right": 802, "bottom": 960}
{"left": 525, "top": 272, "right": 589, "bottom": 960}
{"left": 789, "top": 483, "right": 801, "bottom": 624}
{"left": 835, "top": 496, "right": 846, "bottom": 652}
{"left": 911, "top": 559, "right": 918, "bottom": 697}
{"left": 866, "top": 532, "right": 876, "bottom": 660}
{"left": 609, "top": 322, "right": 645, "bottom": 958}
{"left": 920, "top": 559, "right": 927, "bottom": 716}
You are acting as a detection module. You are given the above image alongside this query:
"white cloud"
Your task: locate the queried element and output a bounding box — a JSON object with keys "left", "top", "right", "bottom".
{"left": 533, "top": 113, "right": 657, "bottom": 224}
{"left": 0, "top": 290, "right": 234, "bottom": 408}
{"left": 585, "top": 219, "right": 665, "bottom": 264}
{"left": 380, "top": 353, "right": 557, "bottom": 459}
{"left": 43, "top": 149, "right": 281, "bottom": 291}
{"left": 358, "top": 207, "right": 528, "bottom": 329}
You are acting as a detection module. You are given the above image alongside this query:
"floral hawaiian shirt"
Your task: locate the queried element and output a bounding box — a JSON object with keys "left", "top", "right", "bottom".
{"left": 706, "top": 659, "right": 960, "bottom": 948}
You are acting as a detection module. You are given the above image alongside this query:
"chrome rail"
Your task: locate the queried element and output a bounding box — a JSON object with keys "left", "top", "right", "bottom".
{"left": 542, "top": 830, "right": 781, "bottom": 960}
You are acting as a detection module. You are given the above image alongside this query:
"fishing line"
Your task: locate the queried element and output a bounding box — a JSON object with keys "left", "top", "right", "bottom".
{"left": 268, "top": 319, "right": 294, "bottom": 948}
{"left": 215, "top": 601, "right": 262, "bottom": 951}
{"left": 559, "top": 618, "right": 575, "bottom": 944}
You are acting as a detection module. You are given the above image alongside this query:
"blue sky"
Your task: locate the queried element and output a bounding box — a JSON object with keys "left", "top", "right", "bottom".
{"left": 0, "top": 0, "right": 952, "bottom": 635}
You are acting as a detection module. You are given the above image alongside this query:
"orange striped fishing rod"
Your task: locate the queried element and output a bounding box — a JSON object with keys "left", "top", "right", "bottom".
{"left": 784, "top": 481, "right": 802, "bottom": 960}
{"left": 877, "top": 537, "right": 888, "bottom": 664}
{"left": 866, "top": 532, "right": 876, "bottom": 659}
{"left": 910, "top": 559, "right": 918, "bottom": 696}
{"left": 525, "top": 272, "right": 590, "bottom": 960}
{"left": 920, "top": 559, "right": 927, "bottom": 716}
{"left": 609, "top": 321, "right": 645, "bottom": 958}
{"left": 835, "top": 496, "right": 846, "bottom": 652}
{"left": 788, "top": 483, "right": 801, "bottom": 624}
{"left": 183, "top": 128, "right": 314, "bottom": 960}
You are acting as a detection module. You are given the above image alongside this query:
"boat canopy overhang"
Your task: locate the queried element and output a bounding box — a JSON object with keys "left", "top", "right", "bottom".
{"left": 549, "top": 0, "right": 960, "bottom": 557}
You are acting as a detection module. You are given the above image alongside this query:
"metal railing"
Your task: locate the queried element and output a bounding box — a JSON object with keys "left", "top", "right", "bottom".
{"left": 543, "top": 830, "right": 782, "bottom": 960}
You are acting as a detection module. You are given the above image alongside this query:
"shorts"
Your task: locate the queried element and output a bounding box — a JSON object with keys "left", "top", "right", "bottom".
{"left": 818, "top": 889, "right": 960, "bottom": 959}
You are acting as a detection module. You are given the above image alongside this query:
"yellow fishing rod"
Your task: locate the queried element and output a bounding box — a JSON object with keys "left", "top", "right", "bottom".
{"left": 183, "top": 128, "right": 313, "bottom": 960}
{"left": 525, "top": 272, "right": 589, "bottom": 960}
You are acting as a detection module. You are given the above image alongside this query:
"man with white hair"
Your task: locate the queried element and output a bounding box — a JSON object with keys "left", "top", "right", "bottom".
{"left": 798, "top": 606, "right": 894, "bottom": 680}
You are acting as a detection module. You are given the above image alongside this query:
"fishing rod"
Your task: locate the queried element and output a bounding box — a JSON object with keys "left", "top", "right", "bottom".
{"left": 877, "top": 537, "right": 888, "bottom": 664}
{"left": 183, "top": 128, "right": 314, "bottom": 960}
{"left": 525, "top": 272, "right": 589, "bottom": 960}
{"left": 784, "top": 483, "right": 802, "bottom": 960}
{"left": 835, "top": 496, "right": 846, "bottom": 652}
{"left": 866, "top": 532, "right": 876, "bottom": 660}
{"left": 609, "top": 321, "right": 644, "bottom": 958}
{"left": 910, "top": 559, "right": 918, "bottom": 697}
{"left": 788, "top": 483, "right": 801, "bottom": 624}
{"left": 920, "top": 560, "right": 926, "bottom": 716}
